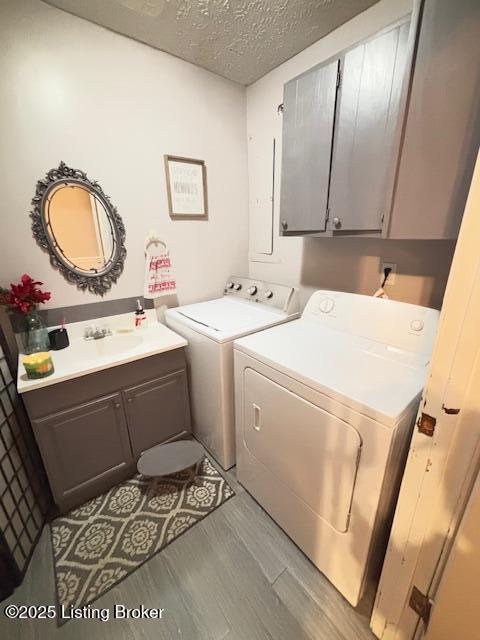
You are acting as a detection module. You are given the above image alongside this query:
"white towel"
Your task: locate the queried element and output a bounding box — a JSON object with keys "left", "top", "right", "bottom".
{"left": 144, "top": 241, "right": 177, "bottom": 299}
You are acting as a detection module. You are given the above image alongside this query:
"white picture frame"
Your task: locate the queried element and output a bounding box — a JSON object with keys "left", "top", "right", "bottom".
{"left": 164, "top": 155, "right": 208, "bottom": 219}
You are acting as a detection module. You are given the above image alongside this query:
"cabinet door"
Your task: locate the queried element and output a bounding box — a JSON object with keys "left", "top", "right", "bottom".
{"left": 32, "top": 393, "right": 133, "bottom": 510}
{"left": 328, "top": 22, "right": 409, "bottom": 232}
{"left": 389, "top": 0, "right": 480, "bottom": 239}
{"left": 280, "top": 59, "right": 339, "bottom": 234}
{"left": 124, "top": 370, "right": 191, "bottom": 457}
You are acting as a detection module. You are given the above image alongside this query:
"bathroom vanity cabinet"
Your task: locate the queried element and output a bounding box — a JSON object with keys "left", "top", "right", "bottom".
{"left": 22, "top": 349, "right": 191, "bottom": 513}
{"left": 280, "top": 0, "right": 480, "bottom": 240}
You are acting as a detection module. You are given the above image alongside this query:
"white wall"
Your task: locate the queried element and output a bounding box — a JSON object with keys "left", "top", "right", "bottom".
{"left": 0, "top": 0, "right": 457, "bottom": 315}
{"left": 246, "top": 0, "right": 456, "bottom": 310}
{"left": 0, "top": 0, "right": 249, "bottom": 310}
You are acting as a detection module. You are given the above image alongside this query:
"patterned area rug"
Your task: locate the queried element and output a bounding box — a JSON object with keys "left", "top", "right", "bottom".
{"left": 50, "top": 456, "right": 234, "bottom": 614}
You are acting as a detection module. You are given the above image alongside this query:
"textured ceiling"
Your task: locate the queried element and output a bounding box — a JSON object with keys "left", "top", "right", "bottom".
{"left": 43, "top": 0, "right": 380, "bottom": 85}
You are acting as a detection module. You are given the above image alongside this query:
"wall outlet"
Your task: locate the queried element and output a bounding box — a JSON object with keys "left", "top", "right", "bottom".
{"left": 380, "top": 262, "right": 397, "bottom": 286}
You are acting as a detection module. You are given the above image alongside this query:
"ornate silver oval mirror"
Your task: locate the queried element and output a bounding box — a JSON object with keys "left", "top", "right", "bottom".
{"left": 31, "top": 162, "right": 126, "bottom": 295}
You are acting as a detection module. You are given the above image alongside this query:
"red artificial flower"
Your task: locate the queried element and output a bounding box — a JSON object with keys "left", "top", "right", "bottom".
{"left": 0, "top": 274, "right": 51, "bottom": 315}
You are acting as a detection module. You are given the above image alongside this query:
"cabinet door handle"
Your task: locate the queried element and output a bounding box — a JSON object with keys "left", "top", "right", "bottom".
{"left": 333, "top": 216, "right": 341, "bottom": 229}
{"left": 253, "top": 404, "right": 261, "bottom": 431}
{"left": 281, "top": 220, "right": 288, "bottom": 231}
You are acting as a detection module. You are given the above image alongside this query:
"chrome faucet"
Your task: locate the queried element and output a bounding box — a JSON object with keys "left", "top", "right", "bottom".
{"left": 84, "top": 325, "right": 112, "bottom": 340}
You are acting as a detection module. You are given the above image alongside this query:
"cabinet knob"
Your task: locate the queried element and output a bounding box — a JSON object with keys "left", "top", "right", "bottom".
{"left": 333, "top": 217, "right": 341, "bottom": 229}
{"left": 114, "top": 402, "right": 121, "bottom": 409}
{"left": 127, "top": 397, "right": 133, "bottom": 403}
{"left": 281, "top": 220, "right": 288, "bottom": 231}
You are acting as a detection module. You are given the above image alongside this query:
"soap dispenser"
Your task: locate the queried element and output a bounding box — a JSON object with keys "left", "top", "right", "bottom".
{"left": 134, "top": 299, "right": 147, "bottom": 329}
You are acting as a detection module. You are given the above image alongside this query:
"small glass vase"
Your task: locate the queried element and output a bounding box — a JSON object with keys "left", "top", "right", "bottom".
{"left": 20, "top": 310, "right": 50, "bottom": 355}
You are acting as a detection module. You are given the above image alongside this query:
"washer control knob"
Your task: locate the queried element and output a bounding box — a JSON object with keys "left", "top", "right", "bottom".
{"left": 410, "top": 319, "right": 424, "bottom": 332}
{"left": 233, "top": 283, "right": 242, "bottom": 291}
{"left": 247, "top": 286, "right": 258, "bottom": 296}
{"left": 319, "top": 297, "right": 334, "bottom": 313}
{"left": 264, "top": 290, "right": 273, "bottom": 299}
{"left": 226, "top": 282, "right": 234, "bottom": 289}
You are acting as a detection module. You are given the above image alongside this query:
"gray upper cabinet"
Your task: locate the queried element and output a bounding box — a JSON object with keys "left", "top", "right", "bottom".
{"left": 280, "top": 59, "right": 339, "bottom": 234}
{"left": 328, "top": 23, "right": 409, "bottom": 233}
{"left": 387, "top": 0, "right": 480, "bottom": 239}
{"left": 279, "top": 0, "right": 479, "bottom": 240}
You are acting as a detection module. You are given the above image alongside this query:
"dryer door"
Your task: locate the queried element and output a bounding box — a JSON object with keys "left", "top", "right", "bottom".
{"left": 243, "top": 368, "right": 362, "bottom": 532}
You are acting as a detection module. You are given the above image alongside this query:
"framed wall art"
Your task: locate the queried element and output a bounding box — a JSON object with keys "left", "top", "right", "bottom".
{"left": 164, "top": 155, "right": 208, "bottom": 220}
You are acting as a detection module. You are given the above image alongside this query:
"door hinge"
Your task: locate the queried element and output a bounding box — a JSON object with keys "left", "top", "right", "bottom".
{"left": 336, "top": 68, "right": 341, "bottom": 88}
{"left": 409, "top": 586, "right": 433, "bottom": 627}
{"left": 326, "top": 207, "right": 330, "bottom": 224}
{"left": 277, "top": 102, "right": 284, "bottom": 114}
{"left": 417, "top": 412, "right": 436, "bottom": 437}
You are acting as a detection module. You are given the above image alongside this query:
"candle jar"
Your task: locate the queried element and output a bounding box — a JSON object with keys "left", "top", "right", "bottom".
{"left": 23, "top": 351, "right": 55, "bottom": 379}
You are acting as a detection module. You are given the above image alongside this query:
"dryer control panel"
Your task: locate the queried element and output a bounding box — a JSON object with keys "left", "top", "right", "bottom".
{"left": 303, "top": 290, "right": 439, "bottom": 357}
{"left": 224, "top": 276, "right": 299, "bottom": 315}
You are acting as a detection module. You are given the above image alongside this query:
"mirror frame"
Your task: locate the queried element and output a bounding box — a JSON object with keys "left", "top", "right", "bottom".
{"left": 31, "top": 161, "right": 126, "bottom": 295}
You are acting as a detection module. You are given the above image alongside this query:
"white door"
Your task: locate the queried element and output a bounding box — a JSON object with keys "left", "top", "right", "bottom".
{"left": 423, "top": 470, "right": 480, "bottom": 640}
{"left": 370, "top": 150, "right": 480, "bottom": 639}
{"left": 243, "top": 368, "right": 361, "bottom": 533}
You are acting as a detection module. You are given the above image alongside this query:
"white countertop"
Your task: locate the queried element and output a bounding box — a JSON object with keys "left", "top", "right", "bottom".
{"left": 17, "top": 309, "right": 188, "bottom": 393}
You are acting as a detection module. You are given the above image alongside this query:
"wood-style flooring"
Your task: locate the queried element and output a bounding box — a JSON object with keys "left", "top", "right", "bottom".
{"left": 1, "top": 461, "right": 376, "bottom": 640}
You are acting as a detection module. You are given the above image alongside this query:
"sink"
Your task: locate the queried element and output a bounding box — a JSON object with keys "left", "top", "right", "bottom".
{"left": 17, "top": 312, "right": 188, "bottom": 394}
{"left": 70, "top": 334, "right": 143, "bottom": 360}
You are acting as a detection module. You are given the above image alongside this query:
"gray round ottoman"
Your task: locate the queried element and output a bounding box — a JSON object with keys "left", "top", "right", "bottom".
{"left": 137, "top": 439, "right": 204, "bottom": 477}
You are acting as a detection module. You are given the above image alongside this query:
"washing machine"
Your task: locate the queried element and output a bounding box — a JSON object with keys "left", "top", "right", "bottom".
{"left": 234, "top": 290, "right": 439, "bottom": 606}
{"left": 165, "top": 277, "right": 299, "bottom": 469}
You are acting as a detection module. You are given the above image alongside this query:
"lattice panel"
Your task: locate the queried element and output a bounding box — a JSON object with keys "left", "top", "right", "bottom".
{"left": 0, "top": 345, "right": 50, "bottom": 576}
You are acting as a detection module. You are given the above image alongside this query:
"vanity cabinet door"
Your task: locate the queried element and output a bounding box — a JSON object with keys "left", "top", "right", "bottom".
{"left": 123, "top": 370, "right": 191, "bottom": 457}
{"left": 328, "top": 22, "right": 409, "bottom": 232}
{"left": 31, "top": 392, "right": 134, "bottom": 512}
